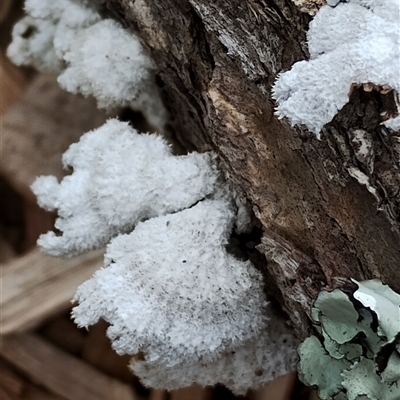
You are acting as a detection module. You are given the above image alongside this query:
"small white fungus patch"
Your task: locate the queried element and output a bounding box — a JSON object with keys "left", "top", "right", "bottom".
{"left": 273, "top": 0, "right": 400, "bottom": 134}
{"left": 7, "top": 0, "right": 166, "bottom": 128}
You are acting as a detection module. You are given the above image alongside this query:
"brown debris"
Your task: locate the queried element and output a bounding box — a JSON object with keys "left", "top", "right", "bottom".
{"left": 171, "top": 385, "right": 213, "bottom": 400}
{"left": 0, "top": 358, "right": 65, "bottom": 400}
{"left": 81, "top": 320, "right": 133, "bottom": 382}
{"left": 0, "top": 234, "right": 16, "bottom": 262}
{"left": 40, "top": 315, "right": 87, "bottom": 356}
{"left": 149, "top": 390, "right": 167, "bottom": 400}
{"left": 249, "top": 373, "right": 298, "bottom": 400}
{"left": 0, "top": 0, "right": 12, "bottom": 24}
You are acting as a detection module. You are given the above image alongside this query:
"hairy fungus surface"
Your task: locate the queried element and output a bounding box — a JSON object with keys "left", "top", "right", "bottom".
{"left": 31, "top": 119, "right": 218, "bottom": 256}
{"left": 8, "top": 0, "right": 166, "bottom": 128}
{"left": 13, "top": 0, "right": 301, "bottom": 393}
{"left": 72, "top": 199, "right": 268, "bottom": 364}
{"left": 31, "top": 118, "right": 298, "bottom": 393}
{"left": 273, "top": 0, "right": 400, "bottom": 134}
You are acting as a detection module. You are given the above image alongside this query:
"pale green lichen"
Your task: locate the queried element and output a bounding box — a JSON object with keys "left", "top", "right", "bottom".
{"left": 298, "top": 280, "right": 400, "bottom": 400}
{"left": 353, "top": 279, "right": 400, "bottom": 343}
{"left": 342, "top": 358, "right": 399, "bottom": 400}
{"left": 298, "top": 335, "right": 350, "bottom": 399}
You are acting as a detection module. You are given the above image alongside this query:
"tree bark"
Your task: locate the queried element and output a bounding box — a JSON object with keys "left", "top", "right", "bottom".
{"left": 106, "top": 0, "right": 400, "bottom": 337}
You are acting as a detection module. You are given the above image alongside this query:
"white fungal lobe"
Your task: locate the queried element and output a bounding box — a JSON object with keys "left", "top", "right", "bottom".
{"left": 273, "top": 0, "right": 400, "bottom": 134}
{"left": 130, "top": 311, "right": 299, "bottom": 395}
{"left": 7, "top": 0, "right": 166, "bottom": 128}
{"left": 31, "top": 119, "right": 219, "bottom": 256}
{"left": 73, "top": 198, "right": 298, "bottom": 394}
{"left": 73, "top": 199, "right": 268, "bottom": 364}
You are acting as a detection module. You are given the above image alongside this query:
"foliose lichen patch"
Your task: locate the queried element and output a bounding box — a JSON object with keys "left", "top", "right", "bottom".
{"left": 298, "top": 279, "right": 400, "bottom": 400}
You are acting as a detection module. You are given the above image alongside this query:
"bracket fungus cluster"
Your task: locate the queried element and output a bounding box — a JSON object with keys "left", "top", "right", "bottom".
{"left": 12, "top": 0, "right": 400, "bottom": 397}
{"left": 9, "top": 0, "right": 299, "bottom": 393}
{"left": 298, "top": 280, "right": 400, "bottom": 400}
{"left": 31, "top": 118, "right": 298, "bottom": 394}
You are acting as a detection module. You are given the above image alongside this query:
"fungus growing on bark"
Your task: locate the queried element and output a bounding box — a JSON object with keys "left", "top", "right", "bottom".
{"left": 73, "top": 199, "right": 298, "bottom": 394}
{"left": 13, "top": 0, "right": 299, "bottom": 393}
{"left": 31, "top": 119, "right": 298, "bottom": 393}
{"left": 273, "top": 0, "right": 400, "bottom": 135}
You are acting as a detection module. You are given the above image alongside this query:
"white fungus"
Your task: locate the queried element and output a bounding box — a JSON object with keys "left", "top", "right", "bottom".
{"left": 7, "top": 16, "right": 63, "bottom": 73}
{"left": 130, "top": 313, "right": 298, "bottom": 395}
{"left": 57, "top": 18, "right": 166, "bottom": 128}
{"left": 13, "top": 0, "right": 300, "bottom": 392}
{"left": 273, "top": 0, "right": 400, "bottom": 134}
{"left": 32, "top": 117, "right": 298, "bottom": 391}
{"left": 7, "top": 0, "right": 166, "bottom": 128}
{"left": 73, "top": 199, "right": 298, "bottom": 393}
{"left": 31, "top": 119, "right": 219, "bottom": 256}
{"left": 73, "top": 200, "right": 268, "bottom": 363}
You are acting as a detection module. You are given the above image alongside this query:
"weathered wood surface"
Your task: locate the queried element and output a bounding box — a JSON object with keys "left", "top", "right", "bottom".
{"left": 149, "top": 390, "right": 167, "bottom": 400}
{"left": 0, "top": 358, "right": 65, "bottom": 400}
{"left": 1, "top": 248, "right": 102, "bottom": 335}
{"left": 107, "top": 0, "right": 400, "bottom": 336}
{"left": 0, "top": 333, "right": 137, "bottom": 400}
{"left": 0, "top": 0, "right": 12, "bottom": 23}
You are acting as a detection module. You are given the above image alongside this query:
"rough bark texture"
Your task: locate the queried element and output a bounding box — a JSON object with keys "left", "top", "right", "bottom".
{"left": 106, "top": 0, "right": 400, "bottom": 337}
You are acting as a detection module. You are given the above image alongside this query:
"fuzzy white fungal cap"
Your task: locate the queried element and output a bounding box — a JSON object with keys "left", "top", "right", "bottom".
{"left": 31, "top": 119, "right": 219, "bottom": 256}
{"left": 24, "top": 0, "right": 70, "bottom": 20}
{"left": 7, "top": 16, "right": 62, "bottom": 74}
{"left": 307, "top": 2, "right": 398, "bottom": 58}
{"left": 8, "top": 0, "right": 99, "bottom": 73}
{"left": 272, "top": 0, "right": 400, "bottom": 134}
{"left": 8, "top": 0, "right": 166, "bottom": 129}
{"left": 72, "top": 199, "right": 269, "bottom": 365}
{"left": 57, "top": 18, "right": 166, "bottom": 128}
{"left": 349, "top": 0, "right": 400, "bottom": 21}
{"left": 130, "top": 310, "right": 298, "bottom": 395}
